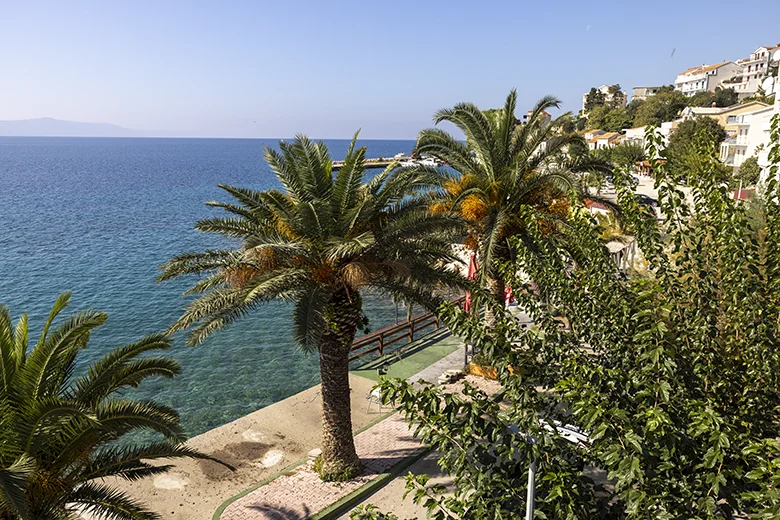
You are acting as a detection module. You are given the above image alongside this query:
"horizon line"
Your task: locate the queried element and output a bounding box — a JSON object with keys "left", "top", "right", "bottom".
{"left": 0, "top": 135, "right": 421, "bottom": 141}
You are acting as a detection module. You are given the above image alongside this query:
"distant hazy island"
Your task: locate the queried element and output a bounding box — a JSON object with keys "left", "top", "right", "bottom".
{"left": 0, "top": 117, "right": 163, "bottom": 137}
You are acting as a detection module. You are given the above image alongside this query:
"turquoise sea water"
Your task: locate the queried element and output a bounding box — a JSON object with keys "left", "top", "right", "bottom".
{"left": 0, "top": 136, "right": 416, "bottom": 437}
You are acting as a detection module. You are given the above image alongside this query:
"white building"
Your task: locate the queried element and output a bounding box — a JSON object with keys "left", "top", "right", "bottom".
{"left": 757, "top": 93, "right": 780, "bottom": 174}
{"left": 674, "top": 62, "right": 740, "bottom": 97}
{"left": 522, "top": 109, "right": 551, "bottom": 126}
{"left": 733, "top": 45, "right": 780, "bottom": 98}
{"left": 587, "top": 131, "right": 622, "bottom": 151}
{"left": 581, "top": 85, "right": 627, "bottom": 113}
{"left": 584, "top": 129, "right": 606, "bottom": 141}
{"left": 622, "top": 121, "right": 678, "bottom": 150}
{"left": 631, "top": 86, "right": 663, "bottom": 102}
{"left": 720, "top": 94, "right": 779, "bottom": 169}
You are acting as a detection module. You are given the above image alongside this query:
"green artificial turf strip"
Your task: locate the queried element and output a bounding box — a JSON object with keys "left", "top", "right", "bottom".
{"left": 351, "top": 332, "right": 461, "bottom": 382}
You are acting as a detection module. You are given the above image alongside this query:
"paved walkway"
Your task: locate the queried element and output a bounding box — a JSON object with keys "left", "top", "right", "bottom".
{"left": 221, "top": 413, "right": 421, "bottom": 520}
{"left": 220, "top": 366, "right": 501, "bottom": 519}
{"left": 220, "top": 327, "right": 502, "bottom": 520}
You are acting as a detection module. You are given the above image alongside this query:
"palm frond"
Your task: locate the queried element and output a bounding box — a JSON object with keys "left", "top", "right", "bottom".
{"left": 292, "top": 287, "right": 329, "bottom": 352}
{"left": 70, "top": 333, "right": 178, "bottom": 406}
{"left": 0, "top": 455, "right": 33, "bottom": 520}
{"left": 21, "top": 309, "right": 108, "bottom": 400}
{"left": 95, "top": 399, "right": 184, "bottom": 442}
{"left": 67, "top": 481, "right": 159, "bottom": 520}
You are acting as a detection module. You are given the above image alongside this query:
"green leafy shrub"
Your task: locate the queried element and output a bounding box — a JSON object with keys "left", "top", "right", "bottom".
{"left": 373, "top": 117, "right": 780, "bottom": 519}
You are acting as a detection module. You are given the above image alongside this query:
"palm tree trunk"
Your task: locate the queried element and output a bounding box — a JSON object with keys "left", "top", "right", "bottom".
{"left": 484, "top": 273, "right": 505, "bottom": 327}
{"left": 483, "top": 245, "right": 513, "bottom": 326}
{"left": 317, "top": 289, "right": 363, "bottom": 480}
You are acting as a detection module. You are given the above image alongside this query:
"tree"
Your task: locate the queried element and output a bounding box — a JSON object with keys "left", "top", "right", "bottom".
{"left": 584, "top": 87, "right": 606, "bottom": 112}
{"left": 688, "top": 91, "right": 716, "bottom": 107}
{"left": 634, "top": 87, "right": 688, "bottom": 126}
{"left": 670, "top": 116, "right": 727, "bottom": 149}
{"left": 584, "top": 104, "right": 610, "bottom": 130}
{"left": 414, "top": 90, "right": 587, "bottom": 314}
{"left": 733, "top": 155, "right": 762, "bottom": 188}
{"left": 368, "top": 119, "right": 780, "bottom": 518}
{"left": 689, "top": 88, "right": 738, "bottom": 108}
{"left": 626, "top": 98, "right": 644, "bottom": 122}
{"left": 666, "top": 116, "right": 728, "bottom": 182}
{"left": 606, "top": 84, "right": 625, "bottom": 109}
{"left": 603, "top": 107, "right": 632, "bottom": 132}
{"left": 159, "top": 134, "right": 463, "bottom": 480}
{"left": 611, "top": 141, "right": 646, "bottom": 170}
{"left": 0, "top": 293, "right": 215, "bottom": 519}
{"left": 713, "top": 87, "right": 738, "bottom": 107}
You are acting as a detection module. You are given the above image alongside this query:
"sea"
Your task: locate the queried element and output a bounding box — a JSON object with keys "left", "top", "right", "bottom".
{"left": 0, "top": 136, "right": 417, "bottom": 437}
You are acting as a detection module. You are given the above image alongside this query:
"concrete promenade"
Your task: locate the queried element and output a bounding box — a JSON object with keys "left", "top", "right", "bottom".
{"left": 219, "top": 342, "right": 500, "bottom": 520}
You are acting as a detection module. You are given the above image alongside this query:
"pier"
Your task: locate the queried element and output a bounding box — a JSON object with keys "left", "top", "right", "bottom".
{"left": 332, "top": 158, "right": 396, "bottom": 170}
{"left": 332, "top": 154, "right": 444, "bottom": 170}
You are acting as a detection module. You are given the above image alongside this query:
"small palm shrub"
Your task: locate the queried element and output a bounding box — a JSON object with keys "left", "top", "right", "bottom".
{"left": 0, "top": 293, "right": 219, "bottom": 520}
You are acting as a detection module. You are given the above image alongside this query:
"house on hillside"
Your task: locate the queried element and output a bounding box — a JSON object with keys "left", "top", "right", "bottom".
{"left": 622, "top": 121, "right": 678, "bottom": 150}
{"left": 679, "top": 101, "right": 770, "bottom": 135}
{"left": 587, "top": 132, "right": 622, "bottom": 151}
{"left": 632, "top": 86, "right": 663, "bottom": 102}
{"left": 584, "top": 129, "right": 606, "bottom": 141}
{"left": 718, "top": 106, "right": 772, "bottom": 167}
{"left": 674, "top": 62, "right": 740, "bottom": 97}
{"left": 733, "top": 45, "right": 780, "bottom": 98}
{"left": 756, "top": 94, "right": 780, "bottom": 177}
{"left": 522, "top": 109, "right": 551, "bottom": 127}
{"left": 716, "top": 94, "right": 778, "bottom": 171}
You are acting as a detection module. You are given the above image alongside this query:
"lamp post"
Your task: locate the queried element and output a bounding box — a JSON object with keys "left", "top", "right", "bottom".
{"left": 525, "top": 436, "right": 537, "bottom": 520}
{"left": 509, "top": 422, "right": 590, "bottom": 520}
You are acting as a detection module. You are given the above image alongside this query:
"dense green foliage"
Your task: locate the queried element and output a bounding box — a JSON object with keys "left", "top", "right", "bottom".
{"left": 364, "top": 118, "right": 780, "bottom": 519}
{"left": 665, "top": 116, "right": 729, "bottom": 183}
{"left": 582, "top": 85, "right": 727, "bottom": 133}
{"left": 742, "top": 87, "right": 776, "bottom": 106}
{"left": 585, "top": 105, "right": 632, "bottom": 133}
{"left": 583, "top": 85, "right": 625, "bottom": 114}
{"left": 733, "top": 156, "right": 762, "bottom": 188}
{"left": 633, "top": 87, "right": 691, "bottom": 127}
{"left": 583, "top": 87, "right": 606, "bottom": 112}
{"left": 0, "top": 294, "right": 210, "bottom": 520}
{"left": 159, "top": 133, "right": 463, "bottom": 479}
{"left": 670, "top": 116, "right": 728, "bottom": 147}
{"left": 687, "top": 87, "right": 739, "bottom": 108}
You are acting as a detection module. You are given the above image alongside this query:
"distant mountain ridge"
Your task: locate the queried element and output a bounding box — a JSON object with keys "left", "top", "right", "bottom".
{"left": 0, "top": 117, "right": 159, "bottom": 137}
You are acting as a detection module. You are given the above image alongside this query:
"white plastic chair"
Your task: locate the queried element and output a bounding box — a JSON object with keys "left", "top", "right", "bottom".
{"left": 365, "top": 388, "right": 384, "bottom": 414}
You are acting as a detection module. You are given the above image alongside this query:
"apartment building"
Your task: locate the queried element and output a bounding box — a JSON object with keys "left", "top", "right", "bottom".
{"left": 674, "top": 62, "right": 740, "bottom": 96}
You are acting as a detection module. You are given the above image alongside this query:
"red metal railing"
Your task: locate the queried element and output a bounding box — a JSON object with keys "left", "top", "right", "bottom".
{"left": 348, "top": 296, "right": 466, "bottom": 362}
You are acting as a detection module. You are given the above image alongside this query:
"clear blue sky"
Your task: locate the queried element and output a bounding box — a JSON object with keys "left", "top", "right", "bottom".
{"left": 2, "top": 0, "right": 778, "bottom": 138}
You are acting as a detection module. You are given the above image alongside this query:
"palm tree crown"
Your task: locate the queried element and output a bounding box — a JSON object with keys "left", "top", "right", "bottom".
{"left": 0, "top": 293, "right": 215, "bottom": 520}
{"left": 417, "top": 89, "right": 588, "bottom": 298}
{"left": 159, "top": 133, "right": 464, "bottom": 479}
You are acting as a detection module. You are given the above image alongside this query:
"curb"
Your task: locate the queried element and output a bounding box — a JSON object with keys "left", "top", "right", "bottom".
{"left": 310, "top": 447, "right": 430, "bottom": 520}
{"left": 212, "top": 409, "right": 397, "bottom": 520}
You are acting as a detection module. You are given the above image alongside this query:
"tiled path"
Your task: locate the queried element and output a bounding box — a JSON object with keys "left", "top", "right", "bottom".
{"left": 221, "top": 413, "right": 420, "bottom": 520}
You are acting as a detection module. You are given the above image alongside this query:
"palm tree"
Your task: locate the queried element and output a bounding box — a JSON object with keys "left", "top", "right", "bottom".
{"left": 611, "top": 141, "right": 646, "bottom": 171}
{"left": 159, "top": 133, "right": 463, "bottom": 480}
{"left": 416, "top": 89, "right": 591, "bottom": 310}
{"left": 0, "top": 293, "right": 218, "bottom": 520}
